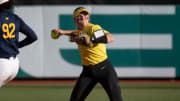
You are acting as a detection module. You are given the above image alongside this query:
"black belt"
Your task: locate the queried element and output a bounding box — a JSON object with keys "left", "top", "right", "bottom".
{"left": 83, "top": 59, "right": 109, "bottom": 68}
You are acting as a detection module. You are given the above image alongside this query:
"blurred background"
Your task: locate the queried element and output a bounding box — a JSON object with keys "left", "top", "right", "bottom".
{"left": 1, "top": 1, "right": 180, "bottom": 101}
{"left": 14, "top": 0, "right": 180, "bottom": 80}
{"left": 14, "top": 0, "right": 177, "bottom": 5}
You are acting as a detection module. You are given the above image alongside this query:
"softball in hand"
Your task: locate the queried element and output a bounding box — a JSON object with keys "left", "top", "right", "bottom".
{"left": 51, "top": 32, "right": 60, "bottom": 39}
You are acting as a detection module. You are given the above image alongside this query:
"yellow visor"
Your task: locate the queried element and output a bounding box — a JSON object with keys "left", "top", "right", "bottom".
{"left": 73, "top": 8, "right": 89, "bottom": 18}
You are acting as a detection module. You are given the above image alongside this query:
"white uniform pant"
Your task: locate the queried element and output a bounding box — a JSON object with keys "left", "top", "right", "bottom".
{"left": 0, "top": 57, "right": 19, "bottom": 87}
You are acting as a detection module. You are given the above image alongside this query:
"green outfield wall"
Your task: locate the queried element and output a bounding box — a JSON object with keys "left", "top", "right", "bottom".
{"left": 14, "top": 5, "right": 180, "bottom": 79}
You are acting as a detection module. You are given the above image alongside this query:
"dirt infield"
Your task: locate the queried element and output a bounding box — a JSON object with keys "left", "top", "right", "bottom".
{"left": 7, "top": 80, "right": 180, "bottom": 85}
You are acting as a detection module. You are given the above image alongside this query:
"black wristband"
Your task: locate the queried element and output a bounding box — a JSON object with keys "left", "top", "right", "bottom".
{"left": 91, "top": 35, "right": 107, "bottom": 43}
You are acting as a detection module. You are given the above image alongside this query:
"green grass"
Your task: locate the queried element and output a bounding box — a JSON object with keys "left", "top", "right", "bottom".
{"left": 0, "top": 83, "right": 180, "bottom": 101}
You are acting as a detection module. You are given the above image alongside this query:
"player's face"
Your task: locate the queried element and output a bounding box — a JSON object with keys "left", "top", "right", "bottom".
{"left": 74, "top": 13, "right": 89, "bottom": 29}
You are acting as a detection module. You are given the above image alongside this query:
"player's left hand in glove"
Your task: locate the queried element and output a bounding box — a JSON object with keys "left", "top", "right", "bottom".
{"left": 70, "top": 31, "right": 93, "bottom": 48}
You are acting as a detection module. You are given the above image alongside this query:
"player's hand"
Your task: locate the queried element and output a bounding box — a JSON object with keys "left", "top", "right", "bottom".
{"left": 51, "top": 28, "right": 63, "bottom": 39}
{"left": 51, "top": 28, "right": 64, "bottom": 35}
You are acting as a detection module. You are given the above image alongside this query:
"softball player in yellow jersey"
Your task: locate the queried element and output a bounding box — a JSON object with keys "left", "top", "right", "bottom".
{"left": 52, "top": 7, "right": 123, "bottom": 101}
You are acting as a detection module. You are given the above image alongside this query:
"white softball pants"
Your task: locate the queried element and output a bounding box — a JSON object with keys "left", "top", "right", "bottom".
{"left": 0, "top": 57, "right": 19, "bottom": 87}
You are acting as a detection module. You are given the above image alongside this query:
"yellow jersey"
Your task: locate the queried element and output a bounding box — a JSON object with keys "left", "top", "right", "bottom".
{"left": 77, "top": 23, "right": 109, "bottom": 66}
